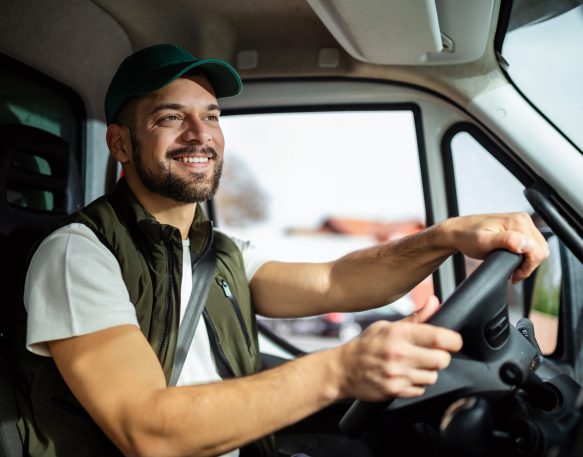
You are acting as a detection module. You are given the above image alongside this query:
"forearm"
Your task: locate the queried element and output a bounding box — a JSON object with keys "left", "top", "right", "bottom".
{"left": 326, "top": 222, "right": 454, "bottom": 312}
{"left": 252, "top": 222, "right": 455, "bottom": 317}
{"left": 51, "top": 319, "right": 464, "bottom": 457}
{"left": 126, "top": 349, "right": 342, "bottom": 457}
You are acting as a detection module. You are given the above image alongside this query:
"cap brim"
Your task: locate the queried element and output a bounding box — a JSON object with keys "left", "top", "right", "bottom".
{"left": 129, "top": 59, "right": 242, "bottom": 100}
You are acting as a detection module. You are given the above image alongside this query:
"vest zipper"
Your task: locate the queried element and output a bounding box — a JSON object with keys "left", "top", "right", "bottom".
{"left": 218, "top": 277, "right": 252, "bottom": 353}
{"left": 203, "top": 309, "right": 235, "bottom": 378}
{"left": 159, "top": 240, "right": 174, "bottom": 365}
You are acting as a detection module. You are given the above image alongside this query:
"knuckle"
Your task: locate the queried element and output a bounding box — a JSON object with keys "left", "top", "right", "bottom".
{"left": 431, "top": 332, "right": 442, "bottom": 348}
{"left": 370, "top": 320, "right": 388, "bottom": 331}
{"left": 384, "top": 346, "right": 406, "bottom": 362}
{"left": 415, "top": 387, "right": 427, "bottom": 397}
{"left": 401, "top": 386, "right": 426, "bottom": 398}
{"left": 502, "top": 231, "right": 520, "bottom": 249}
{"left": 371, "top": 321, "right": 393, "bottom": 337}
{"left": 431, "top": 329, "right": 450, "bottom": 349}
{"left": 435, "top": 351, "right": 452, "bottom": 370}
{"left": 383, "top": 362, "right": 402, "bottom": 378}
{"left": 383, "top": 379, "right": 405, "bottom": 397}
{"left": 428, "top": 371, "right": 439, "bottom": 385}
{"left": 384, "top": 322, "right": 401, "bottom": 336}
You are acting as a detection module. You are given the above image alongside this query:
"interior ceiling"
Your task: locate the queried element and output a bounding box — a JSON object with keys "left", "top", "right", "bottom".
{"left": 91, "top": 0, "right": 504, "bottom": 102}
{"left": 92, "top": 0, "right": 498, "bottom": 69}
{"left": 91, "top": 0, "right": 340, "bottom": 61}
{"left": 0, "top": 0, "right": 505, "bottom": 120}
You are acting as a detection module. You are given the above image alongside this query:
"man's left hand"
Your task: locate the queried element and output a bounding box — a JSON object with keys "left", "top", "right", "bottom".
{"left": 440, "top": 212, "right": 549, "bottom": 283}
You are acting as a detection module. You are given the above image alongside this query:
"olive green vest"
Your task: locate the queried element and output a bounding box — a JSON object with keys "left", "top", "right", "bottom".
{"left": 13, "top": 180, "right": 276, "bottom": 457}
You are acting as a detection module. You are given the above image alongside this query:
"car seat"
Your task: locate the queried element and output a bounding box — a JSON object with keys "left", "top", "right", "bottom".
{"left": 0, "top": 124, "right": 82, "bottom": 456}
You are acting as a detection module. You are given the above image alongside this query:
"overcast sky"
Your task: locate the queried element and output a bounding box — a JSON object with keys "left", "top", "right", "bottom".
{"left": 503, "top": 5, "right": 583, "bottom": 148}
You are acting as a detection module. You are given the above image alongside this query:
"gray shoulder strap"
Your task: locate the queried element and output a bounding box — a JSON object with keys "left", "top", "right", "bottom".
{"left": 169, "top": 245, "right": 216, "bottom": 386}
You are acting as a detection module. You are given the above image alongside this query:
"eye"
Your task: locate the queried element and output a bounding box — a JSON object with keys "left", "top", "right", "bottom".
{"left": 207, "top": 114, "right": 220, "bottom": 122}
{"left": 160, "top": 114, "right": 181, "bottom": 122}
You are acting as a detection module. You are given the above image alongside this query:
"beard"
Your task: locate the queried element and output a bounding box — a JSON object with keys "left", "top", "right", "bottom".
{"left": 129, "top": 129, "right": 223, "bottom": 204}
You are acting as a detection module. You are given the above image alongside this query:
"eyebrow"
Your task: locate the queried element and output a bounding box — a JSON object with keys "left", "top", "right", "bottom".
{"left": 149, "top": 103, "right": 222, "bottom": 115}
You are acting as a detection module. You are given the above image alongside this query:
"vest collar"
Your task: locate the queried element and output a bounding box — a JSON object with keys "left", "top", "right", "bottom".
{"left": 112, "top": 178, "right": 213, "bottom": 254}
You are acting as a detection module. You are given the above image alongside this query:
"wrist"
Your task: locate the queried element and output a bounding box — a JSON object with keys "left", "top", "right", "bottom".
{"left": 429, "top": 218, "right": 459, "bottom": 256}
{"left": 319, "top": 345, "right": 350, "bottom": 402}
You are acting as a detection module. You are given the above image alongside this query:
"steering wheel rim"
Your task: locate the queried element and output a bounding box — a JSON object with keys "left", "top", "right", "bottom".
{"left": 339, "top": 249, "right": 524, "bottom": 438}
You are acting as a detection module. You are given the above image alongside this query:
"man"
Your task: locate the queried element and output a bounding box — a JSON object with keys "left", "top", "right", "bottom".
{"left": 18, "top": 44, "right": 548, "bottom": 457}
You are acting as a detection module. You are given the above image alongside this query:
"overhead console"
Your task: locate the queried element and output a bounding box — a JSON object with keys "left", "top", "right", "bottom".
{"left": 306, "top": 0, "right": 495, "bottom": 65}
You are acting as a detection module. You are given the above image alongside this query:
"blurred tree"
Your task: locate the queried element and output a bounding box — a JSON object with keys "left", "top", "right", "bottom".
{"left": 216, "top": 154, "right": 269, "bottom": 227}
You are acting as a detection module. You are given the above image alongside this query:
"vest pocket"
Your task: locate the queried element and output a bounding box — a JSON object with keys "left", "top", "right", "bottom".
{"left": 217, "top": 276, "right": 252, "bottom": 353}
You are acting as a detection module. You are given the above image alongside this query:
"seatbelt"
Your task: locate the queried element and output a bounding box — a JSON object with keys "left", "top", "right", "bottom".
{"left": 169, "top": 244, "right": 216, "bottom": 386}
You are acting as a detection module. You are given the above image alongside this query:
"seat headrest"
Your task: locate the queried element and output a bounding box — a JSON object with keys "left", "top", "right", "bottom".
{"left": 0, "top": 124, "right": 83, "bottom": 235}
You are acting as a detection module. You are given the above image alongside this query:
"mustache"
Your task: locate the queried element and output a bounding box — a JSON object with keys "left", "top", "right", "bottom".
{"left": 166, "top": 146, "right": 218, "bottom": 160}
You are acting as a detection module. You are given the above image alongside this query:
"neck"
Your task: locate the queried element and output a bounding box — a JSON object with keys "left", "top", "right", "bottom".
{"left": 125, "top": 175, "right": 197, "bottom": 240}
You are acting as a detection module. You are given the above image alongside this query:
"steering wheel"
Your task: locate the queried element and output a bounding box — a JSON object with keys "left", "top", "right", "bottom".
{"left": 339, "top": 249, "right": 531, "bottom": 437}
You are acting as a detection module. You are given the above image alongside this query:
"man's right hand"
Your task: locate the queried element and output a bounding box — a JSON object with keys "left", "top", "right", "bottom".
{"left": 47, "top": 298, "right": 462, "bottom": 457}
{"left": 333, "top": 300, "right": 462, "bottom": 402}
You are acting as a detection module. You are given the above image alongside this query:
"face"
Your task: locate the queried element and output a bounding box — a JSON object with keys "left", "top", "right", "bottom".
{"left": 126, "top": 74, "right": 225, "bottom": 204}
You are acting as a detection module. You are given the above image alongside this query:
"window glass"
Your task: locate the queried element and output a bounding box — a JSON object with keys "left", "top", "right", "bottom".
{"left": 452, "top": 132, "right": 533, "bottom": 215}
{"left": 450, "top": 131, "right": 559, "bottom": 354}
{"left": 217, "top": 110, "right": 429, "bottom": 352}
{"left": 528, "top": 234, "right": 561, "bottom": 354}
{"left": 503, "top": 4, "right": 583, "bottom": 151}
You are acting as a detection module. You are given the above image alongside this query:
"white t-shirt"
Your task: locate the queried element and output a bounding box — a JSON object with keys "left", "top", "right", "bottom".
{"left": 24, "top": 222, "right": 269, "bottom": 457}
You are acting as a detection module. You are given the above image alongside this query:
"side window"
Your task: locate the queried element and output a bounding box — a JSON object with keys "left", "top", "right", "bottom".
{"left": 448, "top": 130, "right": 560, "bottom": 354}
{"left": 215, "top": 110, "right": 429, "bottom": 352}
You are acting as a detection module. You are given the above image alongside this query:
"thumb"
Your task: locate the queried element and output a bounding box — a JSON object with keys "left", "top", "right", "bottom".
{"left": 405, "top": 295, "right": 440, "bottom": 323}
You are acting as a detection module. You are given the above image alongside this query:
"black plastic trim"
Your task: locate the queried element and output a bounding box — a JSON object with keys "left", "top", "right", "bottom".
{"left": 257, "top": 320, "right": 305, "bottom": 358}
{"left": 494, "top": 0, "right": 514, "bottom": 53}
{"left": 525, "top": 185, "right": 583, "bottom": 263}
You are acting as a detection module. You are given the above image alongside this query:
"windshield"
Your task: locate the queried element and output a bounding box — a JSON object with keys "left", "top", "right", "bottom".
{"left": 502, "top": 2, "right": 583, "bottom": 152}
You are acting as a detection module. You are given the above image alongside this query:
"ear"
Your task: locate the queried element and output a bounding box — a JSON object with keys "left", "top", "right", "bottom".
{"left": 106, "top": 124, "right": 132, "bottom": 164}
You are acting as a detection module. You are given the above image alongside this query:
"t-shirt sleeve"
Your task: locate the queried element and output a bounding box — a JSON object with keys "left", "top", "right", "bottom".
{"left": 24, "top": 223, "right": 139, "bottom": 357}
{"left": 220, "top": 232, "right": 273, "bottom": 282}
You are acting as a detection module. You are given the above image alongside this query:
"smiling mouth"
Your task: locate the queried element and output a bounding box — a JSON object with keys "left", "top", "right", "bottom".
{"left": 173, "top": 156, "right": 209, "bottom": 163}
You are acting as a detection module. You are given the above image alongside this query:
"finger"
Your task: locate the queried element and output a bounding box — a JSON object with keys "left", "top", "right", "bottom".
{"left": 405, "top": 295, "right": 440, "bottom": 324}
{"left": 531, "top": 224, "right": 550, "bottom": 257}
{"left": 484, "top": 229, "right": 532, "bottom": 255}
{"left": 397, "top": 344, "right": 453, "bottom": 371}
{"left": 411, "top": 295, "right": 441, "bottom": 323}
{"left": 511, "top": 234, "right": 549, "bottom": 283}
{"left": 481, "top": 229, "right": 546, "bottom": 283}
{"left": 407, "top": 324, "right": 463, "bottom": 353}
{"left": 407, "top": 368, "right": 439, "bottom": 386}
{"left": 398, "top": 385, "right": 426, "bottom": 398}
{"left": 380, "top": 377, "right": 426, "bottom": 399}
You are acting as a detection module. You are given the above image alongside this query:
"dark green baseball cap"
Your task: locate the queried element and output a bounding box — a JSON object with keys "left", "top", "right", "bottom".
{"left": 105, "top": 44, "right": 242, "bottom": 124}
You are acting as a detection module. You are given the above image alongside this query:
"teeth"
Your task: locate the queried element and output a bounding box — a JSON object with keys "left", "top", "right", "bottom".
{"left": 176, "top": 157, "right": 209, "bottom": 163}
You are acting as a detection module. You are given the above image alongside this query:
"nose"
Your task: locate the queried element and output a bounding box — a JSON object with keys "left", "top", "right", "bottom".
{"left": 181, "top": 117, "right": 212, "bottom": 145}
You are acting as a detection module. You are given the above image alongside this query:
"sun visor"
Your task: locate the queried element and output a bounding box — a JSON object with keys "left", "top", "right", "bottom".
{"left": 306, "top": 0, "right": 494, "bottom": 65}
